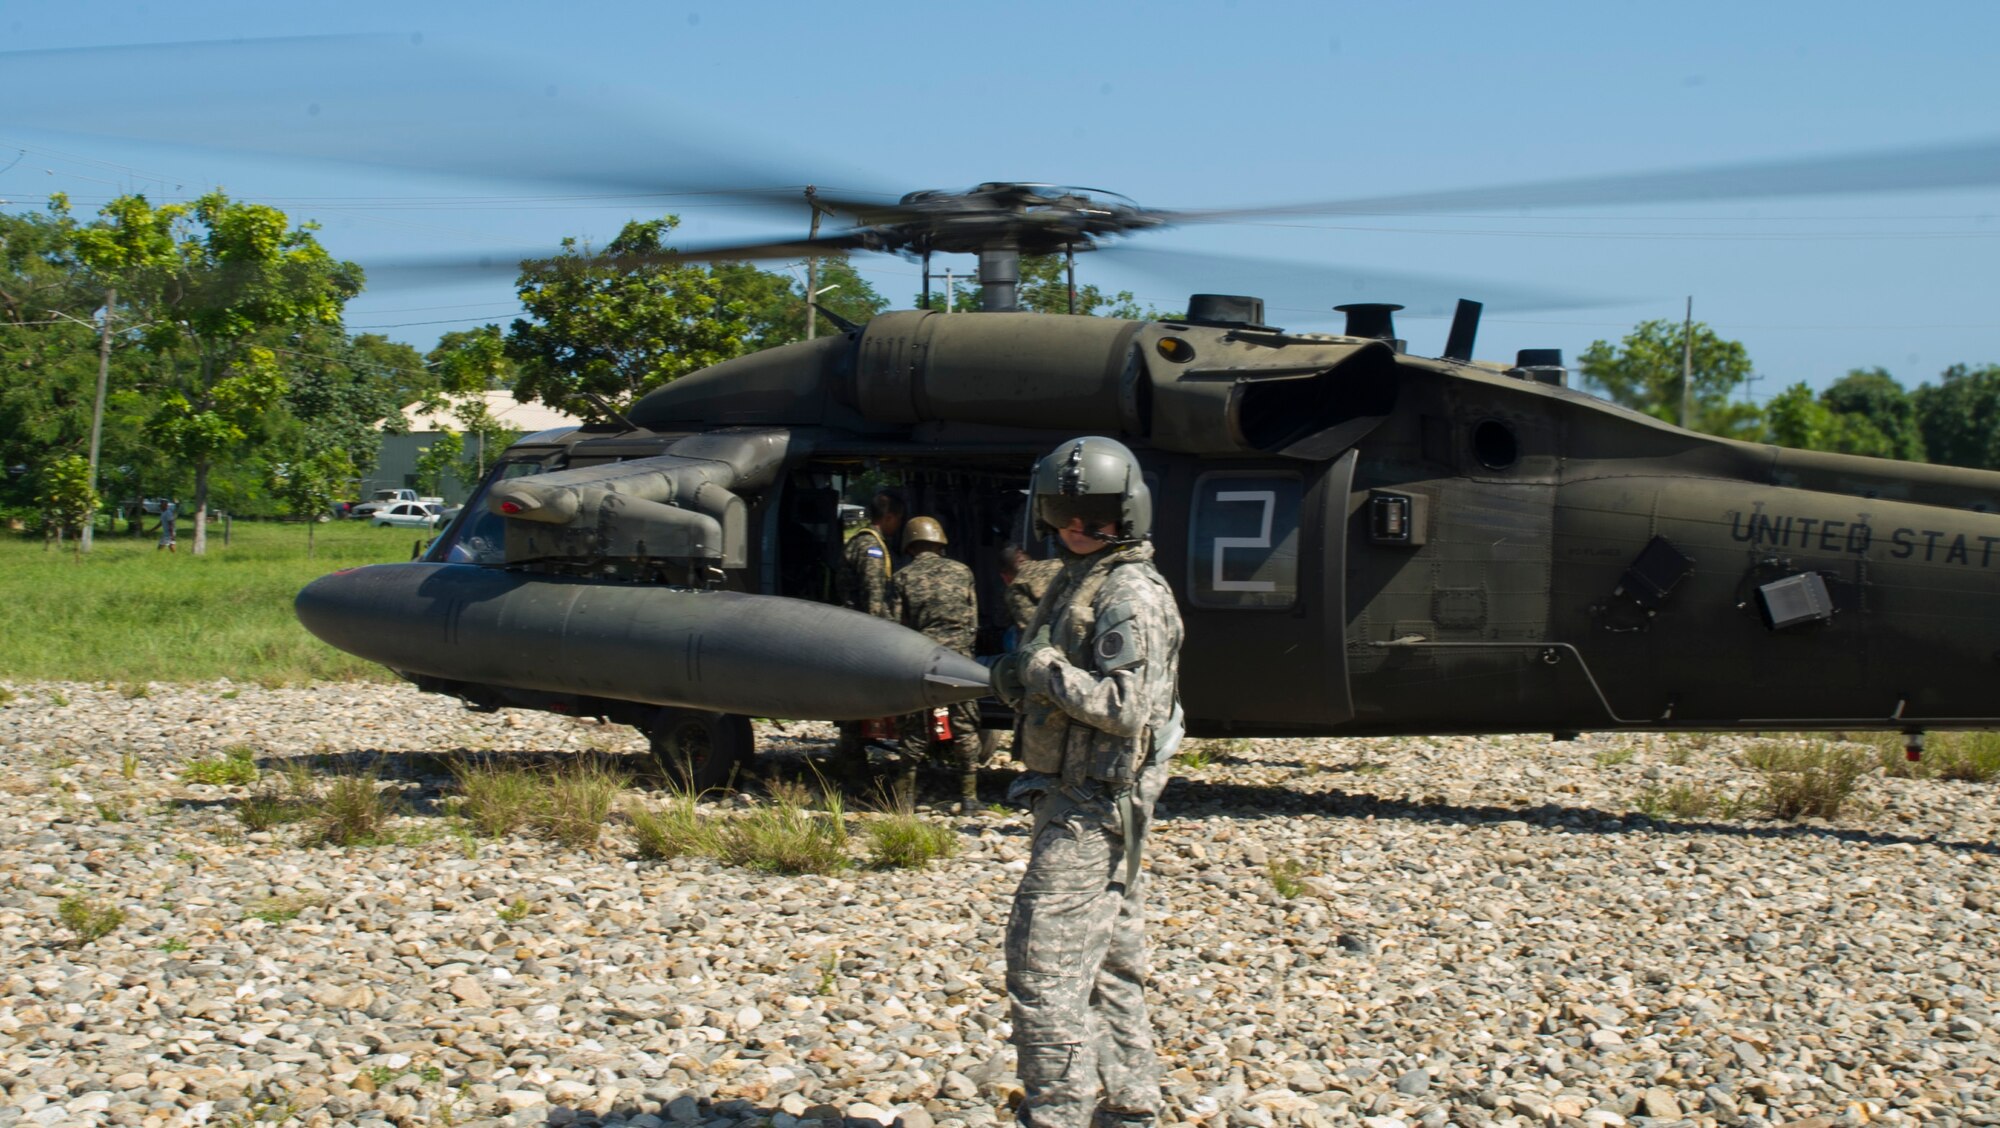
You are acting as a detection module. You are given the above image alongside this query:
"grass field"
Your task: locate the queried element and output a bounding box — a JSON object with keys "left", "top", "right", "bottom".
{"left": 0, "top": 520, "right": 430, "bottom": 684}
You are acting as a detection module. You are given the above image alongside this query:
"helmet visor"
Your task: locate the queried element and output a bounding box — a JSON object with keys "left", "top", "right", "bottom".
{"left": 1037, "top": 494, "right": 1121, "bottom": 536}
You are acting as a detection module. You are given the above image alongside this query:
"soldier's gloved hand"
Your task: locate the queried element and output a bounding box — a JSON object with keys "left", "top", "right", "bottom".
{"left": 1019, "top": 625, "right": 1062, "bottom": 695}
{"left": 989, "top": 650, "right": 1029, "bottom": 706}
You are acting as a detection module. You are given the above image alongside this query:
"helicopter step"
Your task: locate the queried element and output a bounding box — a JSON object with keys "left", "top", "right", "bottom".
{"left": 295, "top": 562, "right": 991, "bottom": 721}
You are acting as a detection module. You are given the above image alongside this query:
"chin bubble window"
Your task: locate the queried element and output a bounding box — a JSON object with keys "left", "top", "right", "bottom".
{"left": 1188, "top": 472, "right": 1303, "bottom": 610}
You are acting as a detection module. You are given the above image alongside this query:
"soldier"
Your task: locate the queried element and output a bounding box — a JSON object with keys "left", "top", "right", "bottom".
{"left": 888, "top": 516, "right": 983, "bottom": 812}
{"left": 837, "top": 489, "right": 905, "bottom": 619}
{"left": 991, "top": 437, "right": 1185, "bottom": 1128}
{"left": 999, "top": 541, "right": 1062, "bottom": 648}
{"left": 835, "top": 489, "right": 906, "bottom": 777}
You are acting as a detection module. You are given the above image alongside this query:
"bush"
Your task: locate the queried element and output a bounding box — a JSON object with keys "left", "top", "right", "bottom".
{"left": 537, "top": 758, "right": 626, "bottom": 847}
{"left": 865, "top": 812, "right": 959, "bottom": 869}
{"left": 1875, "top": 730, "right": 2000, "bottom": 783}
{"left": 310, "top": 767, "right": 401, "bottom": 846}
{"left": 1634, "top": 782, "right": 1752, "bottom": 821}
{"left": 625, "top": 790, "right": 717, "bottom": 861}
{"left": 450, "top": 758, "right": 544, "bottom": 838}
{"left": 1744, "top": 740, "right": 1872, "bottom": 819}
{"left": 716, "top": 780, "right": 850, "bottom": 875}
{"left": 57, "top": 894, "right": 124, "bottom": 944}
{"left": 183, "top": 745, "right": 259, "bottom": 786}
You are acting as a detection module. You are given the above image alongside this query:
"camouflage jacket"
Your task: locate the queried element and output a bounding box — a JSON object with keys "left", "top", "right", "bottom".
{"left": 837, "top": 527, "right": 895, "bottom": 619}
{"left": 1017, "top": 543, "right": 1184, "bottom": 785}
{"left": 890, "top": 551, "right": 978, "bottom": 657}
{"left": 1004, "top": 557, "right": 1063, "bottom": 634}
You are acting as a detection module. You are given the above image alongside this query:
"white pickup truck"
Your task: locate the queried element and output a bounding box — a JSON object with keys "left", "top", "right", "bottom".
{"left": 351, "top": 488, "right": 445, "bottom": 519}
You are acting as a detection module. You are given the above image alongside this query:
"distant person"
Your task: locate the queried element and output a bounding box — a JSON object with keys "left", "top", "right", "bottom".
{"left": 999, "top": 541, "right": 1062, "bottom": 650}
{"left": 833, "top": 489, "right": 907, "bottom": 779}
{"left": 156, "top": 499, "right": 178, "bottom": 553}
{"left": 887, "top": 516, "right": 982, "bottom": 812}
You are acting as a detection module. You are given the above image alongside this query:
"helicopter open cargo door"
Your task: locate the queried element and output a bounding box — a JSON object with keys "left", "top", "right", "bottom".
{"left": 1160, "top": 449, "right": 1356, "bottom": 734}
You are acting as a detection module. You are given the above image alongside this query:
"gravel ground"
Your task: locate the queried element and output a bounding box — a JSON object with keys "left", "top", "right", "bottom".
{"left": 2, "top": 680, "right": 1998, "bottom": 1128}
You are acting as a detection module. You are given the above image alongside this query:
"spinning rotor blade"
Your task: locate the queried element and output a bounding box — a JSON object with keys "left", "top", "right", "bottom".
{"left": 0, "top": 35, "right": 896, "bottom": 215}
{"left": 1166, "top": 137, "right": 2000, "bottom": 222}
{"left": 1092, "top": 246, "right": 1609, "bottom": 320}
{"left": 361, "top": 234, "right": 882, "bottom": 290}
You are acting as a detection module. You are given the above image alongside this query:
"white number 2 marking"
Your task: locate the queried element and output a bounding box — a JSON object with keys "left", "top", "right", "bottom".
{"left": 1212, "top": 490, "right": 1277, "bottom": 592}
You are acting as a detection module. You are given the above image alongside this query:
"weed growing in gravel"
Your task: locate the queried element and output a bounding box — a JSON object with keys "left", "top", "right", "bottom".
{"left": 865, "top": 811, "right": 959, "bottom": 869}
{"left": 537, "top": 758, "right": 627, "bottom": 847}
{"left": 161, "top": 937, "right": 188, "bottom": 954}
{"left": 183, "top": 745, "right": 258, "bottom": 786}
{"left": 817, "top": 948, "right": 842, "bottom": 996}
{"left": 247, "top": 894, "right": 323, "bottom": 924}
{"left": 0, "top": 686, "right": 13, "bottom": 705}
{"left": 219, "top": 689, "right": 240, "bottom": 700}
{"left": 120, "top": 682, "right": 150, "bottom": 699}
{"left": 717, "top": 779, "right": 850, "bottom": 874}
{"left": 173, "top": 849, "right": 198, "bottom": 867}
{"left": 310, "top": 767, "right": 402, "bottom": 846}
{"left": 1267, "top": 858, "right": 1311, "bottom": 899}
{"left": 498, "top": 897, "right": 535, "bottom": 923}
{"left": 234, "top": 782, "right": 309, "bottom": 832}
{"left": 57, "top": 894, "right": 125, "bottom": 944}
{"left": 1872, "top": 730, "right": 2000, "bottom": 783}
{"left": 1593, "top": 747, "right": 1637, "bottom": 768}
{"left": 94, "top": 801, "right": 123, "bottom": 823}
{"left": 119, "top": 750, "right": 139, "bottom": 781}
{"left": 46, "top": 690, "right": 68, "bottom": 707}
{"left": 624, "top": 789, "right": 718, "bottom": 861}
{"left": 1634, "top": 782, "right": 1752, "bottom": 821}
{"left": 1744, "top": 740, "right": 1872, "bottom": 819}
{"left": 449, "top": 758, "right": 543, "bottom": 838}
{"left": 213, "top": 1087, "right": 298, "bottom": 1128}
{"left": 1172, "top": 744, "right": 1214, "bottom": 771}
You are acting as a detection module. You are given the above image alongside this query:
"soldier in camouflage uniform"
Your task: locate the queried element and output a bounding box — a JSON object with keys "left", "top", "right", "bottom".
{"left": 888, "top": 517, "right": 983, "bottom": 811}
{"left": 835, "top": 490, "right": 905, "bottom": 777}
{"left": 991, "top": 437, "right": 1185, "bottom": 1128}
{"left": 1000, "top": 542, "right": 1063, "bottom": 647}
{"left": 836, "top": 489, "right": 905, "bottom": 619}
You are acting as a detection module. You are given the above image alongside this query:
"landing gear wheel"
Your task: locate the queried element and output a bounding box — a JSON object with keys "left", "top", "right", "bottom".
{"left": 646, "top": 709, "right": 753, "bottom": 792}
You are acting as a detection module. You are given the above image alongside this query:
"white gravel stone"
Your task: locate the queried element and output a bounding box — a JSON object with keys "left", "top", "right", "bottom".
{"left": 6, "top": 681, "right": 2000, "bottom": 1125}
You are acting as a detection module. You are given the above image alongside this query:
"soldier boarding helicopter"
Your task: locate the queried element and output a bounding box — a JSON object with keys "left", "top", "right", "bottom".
{"left": 295, "top": 151, "right": 2000, "bottom": 790}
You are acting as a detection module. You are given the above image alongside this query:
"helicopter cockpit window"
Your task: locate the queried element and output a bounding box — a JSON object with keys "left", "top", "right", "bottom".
{"left": 428, "top": 460, "right": 547, "bottom": 566}
{"left": 1188, "top": 472, "right": 1303, "bottom": 610}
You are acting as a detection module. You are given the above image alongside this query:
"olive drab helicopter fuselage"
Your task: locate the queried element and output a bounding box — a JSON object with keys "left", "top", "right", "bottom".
{"left": 296, "top": 294, "right": 2000, "bottom": 785}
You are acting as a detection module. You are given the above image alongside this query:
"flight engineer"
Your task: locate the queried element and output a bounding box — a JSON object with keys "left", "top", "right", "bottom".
{"left": 991, "top": 436, "right": 1185, "bottom": 1128}
{"left": 887, "top": 516, "right": 983, "bottom": 812}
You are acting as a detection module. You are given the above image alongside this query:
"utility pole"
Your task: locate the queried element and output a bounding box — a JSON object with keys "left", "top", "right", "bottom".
{"left": 943, "top": 268, "right": 953, "bottom": 314}
{"left": 1679, "top": 296, "right": 1694, "bottom": 430}
{"left": 804, "top": 186, "right": 822, "bottom": 341}
{"left": 81, "top": 288, "right": 114, "bottom": 553}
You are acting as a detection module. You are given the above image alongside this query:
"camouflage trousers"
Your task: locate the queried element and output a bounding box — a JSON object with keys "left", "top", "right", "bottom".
{"left": 897, "top": 701, "right": 982, "bottom": 768}
{"left": 1005, "top": 751, "right": 1173, "bottom": 1128}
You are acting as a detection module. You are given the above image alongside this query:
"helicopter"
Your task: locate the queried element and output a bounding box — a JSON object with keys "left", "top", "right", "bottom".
{"left": 12, "top": 36, "right": 1999, "bottom": 788}
{"left": 293, "top": 163, "right": 2000, "bottom": 791}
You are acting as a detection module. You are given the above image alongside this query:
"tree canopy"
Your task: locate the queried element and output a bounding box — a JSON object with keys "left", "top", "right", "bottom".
{"left": 1578, "top": 319, "right": 1761, "bottom": 439}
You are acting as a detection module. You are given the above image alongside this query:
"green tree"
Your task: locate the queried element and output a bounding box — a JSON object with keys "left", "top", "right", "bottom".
{"left": 1578, "top": 319, "right": 1761, "bottom": 439}
{"left": 717, "top": 254, "right": 888, "bottom": 345}
{"left": 1810, "top": 367, "right": 1921, "bottom": 461}
{"left": 269, "top": 446, "right": 353, "bottom": 557}
{"left": 1914, "top": 364, "right": 2000, "bottom": 471}
{"left": 36, "top": 453, "right": 97, "bottom": 553}
{"left": 68, "top": 192, "right": 362, "bottom": 553}
{"left": 506, "top": 216, "right": 755, "bottom": 422}
{"left": 1762, "top": 382, "right": 1903, "bottom": 456}
{"left": 0, "top": 206, "right": 109, "bottom": 511}
{"left": 427, "top": 324, "right": 515, "bottom": 394}
{"left": 413, "top": 431, "right": 464, "bottom": 496}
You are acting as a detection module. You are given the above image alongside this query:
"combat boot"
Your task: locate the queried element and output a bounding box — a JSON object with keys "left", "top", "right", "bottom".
{"left": 956, "top": 769, "right": 979, "bottom": 816}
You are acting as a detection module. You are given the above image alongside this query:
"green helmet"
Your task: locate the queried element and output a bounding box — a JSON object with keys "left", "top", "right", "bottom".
{"left": 1031, "top": 436, "right": 1151, "bottom": 544}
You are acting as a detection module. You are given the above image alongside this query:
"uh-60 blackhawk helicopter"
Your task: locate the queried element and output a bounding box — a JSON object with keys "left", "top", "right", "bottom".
{"left": 291, "top": 149, "right": 2000, "bottom": 792}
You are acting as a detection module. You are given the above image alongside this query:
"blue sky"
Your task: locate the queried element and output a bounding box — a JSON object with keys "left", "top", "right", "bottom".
{"left": 5, "top": 0, "right": 1997, "bottom": 399}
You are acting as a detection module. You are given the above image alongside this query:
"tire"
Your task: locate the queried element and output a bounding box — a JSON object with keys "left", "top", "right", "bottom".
{"left": 646, "top": 708, "right": 753, "bottom": 792}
